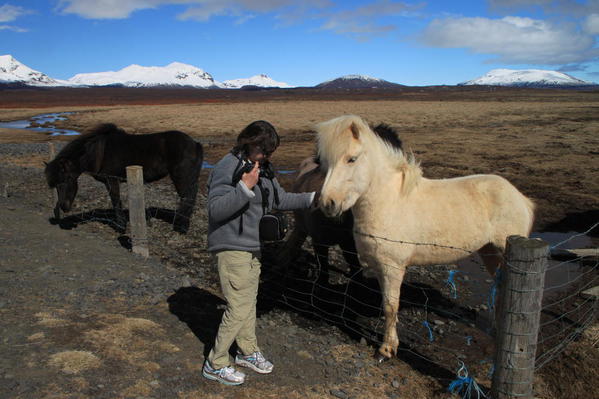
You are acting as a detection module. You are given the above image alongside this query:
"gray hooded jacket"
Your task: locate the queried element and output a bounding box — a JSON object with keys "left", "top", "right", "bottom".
{"left": 207, "top": 152, "right": 314, "bottom": 252}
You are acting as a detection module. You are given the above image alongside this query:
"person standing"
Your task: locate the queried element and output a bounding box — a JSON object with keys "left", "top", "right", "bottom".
{"left": 203, "top": 120, "right": 315, "bottom": 385}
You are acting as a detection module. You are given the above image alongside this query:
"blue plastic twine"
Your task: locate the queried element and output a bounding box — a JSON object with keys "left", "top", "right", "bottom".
{"left": 448, "top": 361, "right": 487, "bottom": 399}
{"left": 446, "top": 270, "right": 458, "bottom": 299}
{"left": 487, "top": 268, "right": 502, "bottom": 311}
{"left": 422, "top": 321, "right": 434, "bottom": 342}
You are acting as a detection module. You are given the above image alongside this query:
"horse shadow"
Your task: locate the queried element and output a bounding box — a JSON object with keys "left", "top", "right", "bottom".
{"left": 50, "top": 206, "right": 189, "bottom": 249}
{"left": 50, "top": 208, "right": 127, "bottom": 233}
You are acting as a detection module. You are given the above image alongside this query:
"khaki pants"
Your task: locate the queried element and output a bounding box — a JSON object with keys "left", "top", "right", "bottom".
{"left": 208, "top": 250, "right": 261, "bottom": 369}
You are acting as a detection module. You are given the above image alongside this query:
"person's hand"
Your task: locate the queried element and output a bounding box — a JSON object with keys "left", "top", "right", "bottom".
{"left": 241, "top": 161, "right": 260, "bottom": 190}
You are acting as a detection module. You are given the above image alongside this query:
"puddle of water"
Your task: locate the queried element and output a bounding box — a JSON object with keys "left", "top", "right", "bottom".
{"left": 0, "top": 112, "right": 80, "bottom": 136}
{"left": 454, "top": 231, "right": 597, "bottom": 306}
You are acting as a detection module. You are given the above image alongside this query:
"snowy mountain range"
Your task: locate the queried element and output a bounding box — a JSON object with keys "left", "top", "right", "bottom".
{"left": 460, "top": 69, "right": 595, "bottom": 87}
{"left": 1, "top": 55, "right": 597, "bottom": 89}
{"left": 0, "top": 55, "right": 293, "bottom": 89}
{"left": 316, "top": 74, "right": 404, "bottom": 89}
{"left": 68, "top": 62, "right": 219, "bottom": 88}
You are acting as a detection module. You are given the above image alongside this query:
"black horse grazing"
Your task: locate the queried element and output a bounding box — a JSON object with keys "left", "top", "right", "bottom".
{"left": 281, "top": 123, "right": 402, "bottom": 285}
{"left": 44, "top": 123, "right": 203, "bottom": 233}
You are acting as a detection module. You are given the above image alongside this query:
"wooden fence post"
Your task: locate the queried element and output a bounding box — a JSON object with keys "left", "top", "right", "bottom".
{"left": 491, "top": 235, "right": 548, "bottom": 399}
{"left": 48, "top": 143, "right": 60, "bottom": 218}
{"left": 126, "top": 165, "right": 149, "bottom": 258}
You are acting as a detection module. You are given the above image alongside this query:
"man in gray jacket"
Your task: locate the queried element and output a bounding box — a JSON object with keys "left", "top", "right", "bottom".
{"left": 203, "top": 120, "right": 315, "bottom": 386}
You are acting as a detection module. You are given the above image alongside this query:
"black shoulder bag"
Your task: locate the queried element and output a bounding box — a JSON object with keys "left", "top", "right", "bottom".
{"left": 257, "top": 164, "right": 288, "bottom": 242}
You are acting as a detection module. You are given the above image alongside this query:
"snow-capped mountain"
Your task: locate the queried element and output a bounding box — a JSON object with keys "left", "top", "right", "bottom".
{"left": 0, "top": 55, "right": 69, "bottom": 86}
{"left": 460, "top": 69, "right": 595, "bottom": 87}
{"left": 316, "top": 74, "right": 403, "bottom": 89}
{"left": 68, "top": 62, "right": 219, "bottom": 88}
{"left": 221, "top": 74, "right": 292, "bottom": 89}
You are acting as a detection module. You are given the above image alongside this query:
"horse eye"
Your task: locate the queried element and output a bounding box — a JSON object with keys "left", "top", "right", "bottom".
{"left": 347, "top": 156, "right": 357, "bottom": 164}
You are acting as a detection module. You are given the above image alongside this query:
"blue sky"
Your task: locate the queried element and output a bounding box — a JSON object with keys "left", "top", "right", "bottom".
{"left": 1, "top": 0, "right": 598, "bottom": 86}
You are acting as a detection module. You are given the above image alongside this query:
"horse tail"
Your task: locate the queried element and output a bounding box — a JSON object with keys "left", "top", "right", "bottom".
{"left": 523, "top": 195, "right": 536, "bottom": 236}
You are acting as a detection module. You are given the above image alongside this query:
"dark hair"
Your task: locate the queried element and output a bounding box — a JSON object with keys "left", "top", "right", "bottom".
{"left": 232, "top": 120, "right": 280, "bottom": 157}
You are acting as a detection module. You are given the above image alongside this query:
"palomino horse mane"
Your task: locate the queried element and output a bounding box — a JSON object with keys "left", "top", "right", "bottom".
{"left": 316, "top": 114, "right": 422, "bottom": 196}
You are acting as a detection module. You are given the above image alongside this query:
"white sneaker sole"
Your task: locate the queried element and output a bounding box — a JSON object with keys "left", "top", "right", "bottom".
{"left": 202, "top": 368, "right": 244, "bottom": 385}
{"left": 235, "top": 358, "right": 273, "bottom": 374}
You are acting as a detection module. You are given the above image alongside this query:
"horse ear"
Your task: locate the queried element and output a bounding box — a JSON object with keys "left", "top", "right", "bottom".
{"left": 350, "top": 123, "right": 360, "bottom": 140}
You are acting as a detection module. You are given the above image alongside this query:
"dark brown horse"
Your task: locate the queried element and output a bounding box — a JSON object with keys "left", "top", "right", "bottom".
{"left": 282, "top": 156, "right": 360, "bottom": 285}
{"left": 44, "top": 123, "right": 203, "bottom": 233}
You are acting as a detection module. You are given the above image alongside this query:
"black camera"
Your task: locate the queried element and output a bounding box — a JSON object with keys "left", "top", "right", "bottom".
{"left": 232, "top": 158, "right": 255, "bottom": 185}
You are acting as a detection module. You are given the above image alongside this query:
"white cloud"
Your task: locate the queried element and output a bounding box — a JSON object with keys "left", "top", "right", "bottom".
{"left": 583, "top": 13, "right": 599, "bottom": 34}
{"left": 57, "top": 0, "right": 331, "bottom": 20}
{"left": 0, "top": 24, "right": 27, "bottom": 32}
{"left": 56, "top": 0, "right": 174, "bottom": 19}
{"left": 0, "top": 4, "right": 30, "bottom": 22}
{"left": 318, "top": 1, "right": 422, "bottom": 41}
{"left": 420, "top": 16, "right": 599, "bottom": 64}
{"left": 489, "top": 0, "right": 599, "bottom": 17}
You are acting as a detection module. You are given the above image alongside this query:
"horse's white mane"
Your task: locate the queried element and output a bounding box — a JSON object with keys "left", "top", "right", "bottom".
{"left": 316, "top": 115, "right": 422, "bottom": 195}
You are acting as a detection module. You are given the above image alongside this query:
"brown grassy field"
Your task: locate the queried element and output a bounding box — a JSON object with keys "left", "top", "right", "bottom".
{"left": 2, "top": 87, "right": 598, "bottom": 231}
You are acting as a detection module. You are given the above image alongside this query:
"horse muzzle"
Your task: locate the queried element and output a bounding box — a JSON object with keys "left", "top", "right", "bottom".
{"left": 320, "top": 198, "right": 343, "bottom": 218}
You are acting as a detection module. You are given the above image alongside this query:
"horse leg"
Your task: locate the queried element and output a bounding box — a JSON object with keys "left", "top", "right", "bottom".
{"left": 376, "top": 265, "right": 406, "bottom": 360}
{"left": 276, "top": 226, "right": 306, "bottom": 270}
{"left": 478, "top": 243, "right": 504, "bottom": 277}
{"left": 478, "top": 243, "right": 505, "bottom": 330}
{"left": 340, "top": 239, "right": 362, "bottom": 283}
{"left": 104, "top": 179, "right": 126, "bottom": 231}
{"left": 313, "top": 241, "right": 330, "bottom": 286}
{"left": 171, "top": 162, "right": 200, "bottom": 234}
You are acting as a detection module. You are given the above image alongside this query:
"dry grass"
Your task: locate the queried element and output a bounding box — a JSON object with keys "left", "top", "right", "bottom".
{"left": 48, "top": 351, "right": 101, "bottom": 374}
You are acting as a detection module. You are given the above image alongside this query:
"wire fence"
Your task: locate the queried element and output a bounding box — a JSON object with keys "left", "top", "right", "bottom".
{"left": 44, "top": 143, "right": 598, "bottom": 398}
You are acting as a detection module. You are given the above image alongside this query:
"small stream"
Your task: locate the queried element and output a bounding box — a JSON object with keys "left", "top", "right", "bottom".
{"left": 0, "top": 112, "right": 80, "bottom": 136}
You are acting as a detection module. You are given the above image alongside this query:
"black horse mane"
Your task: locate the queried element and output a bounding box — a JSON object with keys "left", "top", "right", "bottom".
{"left": 372, "top": 123, "right": 402, "bottom": 151}
{"left": 45, "top": 123, "right": 126, "bottom": 187}
{"left": 56, "top": 123, "right": 125, "bottom": 160}
{"left": 311, "top": 123, "right": 402, "bottom": 166}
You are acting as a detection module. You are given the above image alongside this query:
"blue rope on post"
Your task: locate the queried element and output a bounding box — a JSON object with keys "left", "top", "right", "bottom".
{"left": 448, "top": 361, "right": 487, "bottom": 399}
{"left": 487, "top": 268, "right": 502, "bottom": 311}
{"left": 446, "top": 270, "right": 459, "bottom": 299}
{"left": 422, "top": 321, "right": 434, "bottom": 342}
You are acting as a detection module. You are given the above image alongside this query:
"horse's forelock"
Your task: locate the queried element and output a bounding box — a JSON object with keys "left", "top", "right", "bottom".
{"left": 316, "top": 115, "right": 369, "bottom": 166}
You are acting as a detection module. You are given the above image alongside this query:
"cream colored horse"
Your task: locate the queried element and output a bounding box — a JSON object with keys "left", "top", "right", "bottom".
{"left": 316, "top": 115, "right": 535, "bottom": 360}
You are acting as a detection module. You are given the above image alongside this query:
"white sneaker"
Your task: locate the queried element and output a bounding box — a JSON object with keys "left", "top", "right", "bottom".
{"left": 235, "top": 351, "right": 274, "bottom": 374}
{"left": 202, "top": 360, "right": 245, "bottom": 385}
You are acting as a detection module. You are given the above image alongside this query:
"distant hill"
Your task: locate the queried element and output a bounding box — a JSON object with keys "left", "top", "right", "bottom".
{"left": 460, "top": 69, "right": 596, "bottom": 88}
{"left": 316, "top": 74, "right": 404, "bottom": 89}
